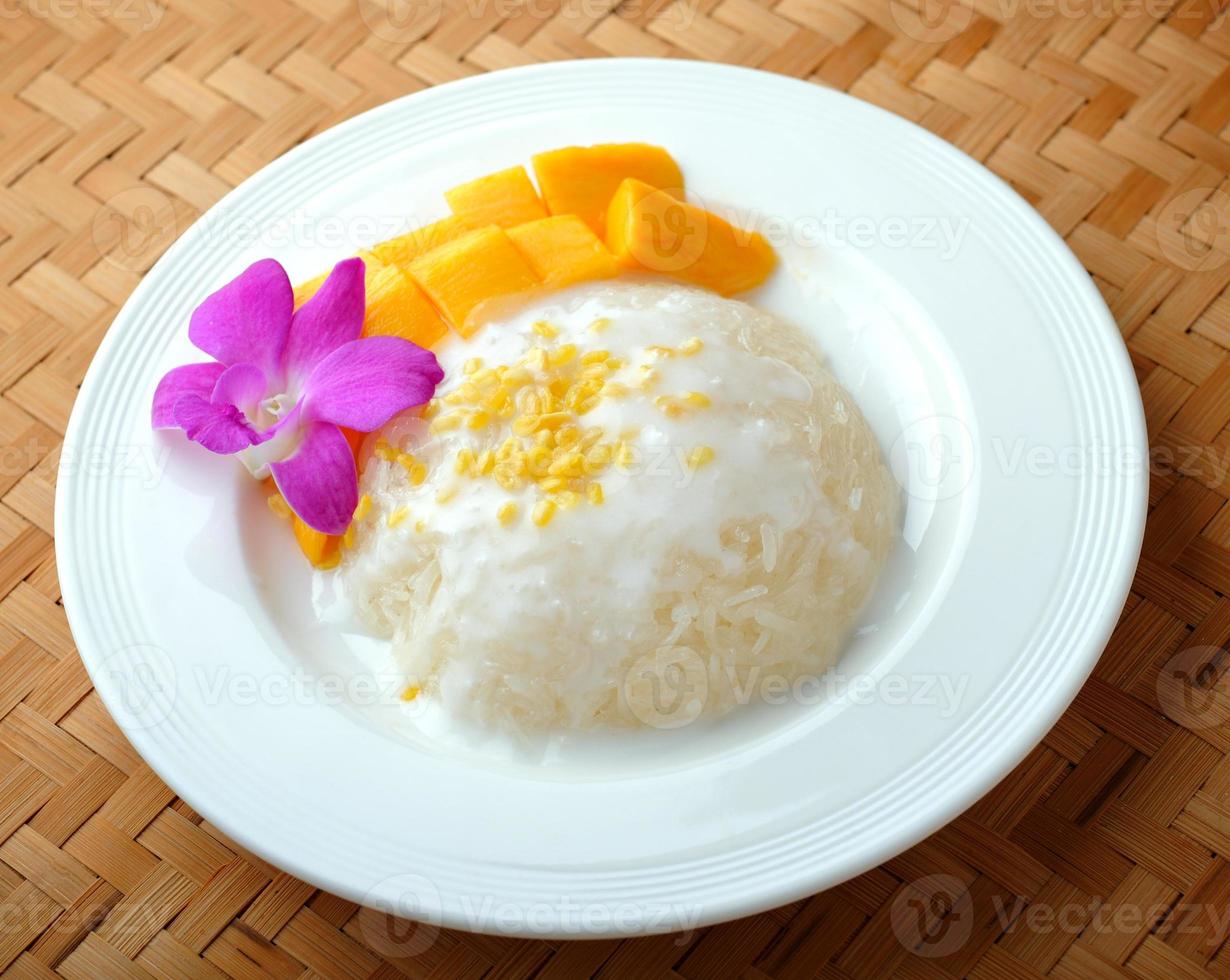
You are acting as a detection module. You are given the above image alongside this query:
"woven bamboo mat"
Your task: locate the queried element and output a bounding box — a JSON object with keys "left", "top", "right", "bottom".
{"left": 2, "top": 0, "right": 1230, "bottom": 976}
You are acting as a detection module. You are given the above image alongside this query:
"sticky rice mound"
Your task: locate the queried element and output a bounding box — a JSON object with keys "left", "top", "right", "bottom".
{"left": 340, "top": 281, "right": 898, "bottom": 731}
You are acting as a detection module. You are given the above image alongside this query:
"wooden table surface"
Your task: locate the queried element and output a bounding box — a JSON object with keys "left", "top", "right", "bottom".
{"left": 3, "top": 0, "right": 1230, "bottom": 977}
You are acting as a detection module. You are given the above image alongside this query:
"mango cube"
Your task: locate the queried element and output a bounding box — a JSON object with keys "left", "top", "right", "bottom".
{"left": 445, "top": 166, "right": 547, "bottom": 228}
{"left": 265, "top": 476, "right": 343, "bottom": 569}
{"left": 363, "top": 264, "right": 449, "bottom": 348}
{"left": 532, "top": 143, "right": 683, "bottom": 235}
{"left": 409, "top": 225, "right": 539, "bottom": 335}
{"left": 292, "top": 513, "right": 341, "bottom": 569}
{"left": 507, "top": 215, "right": 619, "bottom": 288}
{"left": 293, "top": 258, "right": 387, "bottom": 310}
{"left": 292, "top": 260, "right": 448, "bottom": 348}
{"left": 605, "top": 179, "right": 776, "bottom": 296}
{"left": 293, "top": 272, "right": 328, "bottom": 309}
{"left": 364, "top": 215, "right": 476, "bottom": 269}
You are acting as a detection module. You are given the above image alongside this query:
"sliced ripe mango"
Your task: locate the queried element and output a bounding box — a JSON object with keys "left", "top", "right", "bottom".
{"left": 292, "top": 260, "right": 447, "bottom": 348}
{"left": 507, "top": 215, "right": 619, "bottom": 288}
{"left": 445, "top": 166, "right": 548, "bottom": 228}
{"left": 605, "top": 179, "right": 776, "bottom": 296}
{"left": 364, "top": 264, "right": 449, "bottom": 348}
{"left": 264, "top": 478, "right": 343, "bottom": 569}
{"left": 292, "top": 514, "right": 341, "bottom": 569}
{"left": 293, "top": 272, "right": 328, "bottom": 309}
{"left": 281, "top": 429, "right": 362, "bottom": 567}
{"left": 293, "top": 257, "right": 388, "bottom": 310}
{"left": 532, "top": 144, "right": 683, "bottom": 235}
{"left": 409, "top": 226, "right": 540, "bottom": 336}
{"left": 364, "top": 215, "right": 476, "bottom": 269}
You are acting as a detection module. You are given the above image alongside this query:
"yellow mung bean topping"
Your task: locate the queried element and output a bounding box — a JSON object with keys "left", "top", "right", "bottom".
{"left": 380, "top": 320, "right": 721, "bottom": 531}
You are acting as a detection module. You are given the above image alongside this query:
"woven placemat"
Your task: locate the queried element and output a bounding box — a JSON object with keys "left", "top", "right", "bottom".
{"left": 2, "top": 0, "right": 1229, "bottom": 976}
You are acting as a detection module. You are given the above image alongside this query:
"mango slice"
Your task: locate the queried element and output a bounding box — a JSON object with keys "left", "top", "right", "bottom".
{"left": 292, "top": 259, "right": 448, "bottom": 349}
{"left": 605, "top": 179, "right": 776, "bottom": 296}
{"left": 445, "top": 166, "right": 548, "bottom": 228}
{"left": 364, "top": 264, "right": 449, "bottom": 348}
{"left": 293, "top": 272, "right": 328, "bottom": 309}
{"left": 409, "top": 225, "right": 540, "bottom": 335}
{"left": 364, "top": 215, "right": 476, "bottom": 269}
{"left": 532, "top": 144, "right": 683, "bottom": 235}
{"left": 292, "top": 258, "right": 386, "bottom": 310}
{"left": 507, "top": 215, "right": 619, "bottom": 288}
{"left": 264, "top": 479, "right": 342, "bottom": 569}
{"left": 286, "top": 426, "right": 365, "bottom": 566}
{"left": 292, "top": 514, "right": 341, "bottom": 569}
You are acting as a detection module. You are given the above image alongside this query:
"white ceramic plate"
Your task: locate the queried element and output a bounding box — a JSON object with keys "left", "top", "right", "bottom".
{"left": 57, "top": 59, "right": 1147, "bottom": 939}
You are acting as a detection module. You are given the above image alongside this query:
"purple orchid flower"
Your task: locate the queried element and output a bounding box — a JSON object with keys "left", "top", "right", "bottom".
{"left": 152, "top": 257, "right": 443, "bottom": 534}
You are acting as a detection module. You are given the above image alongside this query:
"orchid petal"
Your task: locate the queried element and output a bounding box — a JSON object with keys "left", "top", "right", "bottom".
{"left": 301, "top": 336, "right": 444, "bottom": 431}
{"left": 173, "top": 395, "right": 268, "bottom": 455}
{"left": 212, "top": 363, "right": 267, "bottom": 416}
{"left": 152, "top": 362, "right": 226, "bottom": 428}
{"left": 284, "top": 257, "right": 366, "bottom": 383}
{"left": 188, "top": 259, "right": 292, "bottom": 377}
{"left": 236, "top": 402, "right": 303, "bottom": 478}
{"left": 270, "top": 422, "right": 357, "bottom": 534}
